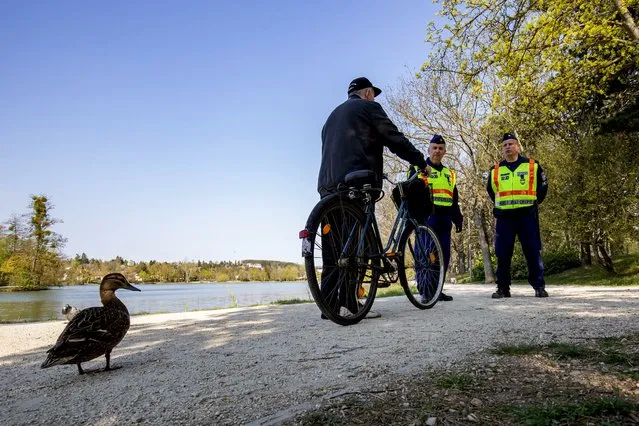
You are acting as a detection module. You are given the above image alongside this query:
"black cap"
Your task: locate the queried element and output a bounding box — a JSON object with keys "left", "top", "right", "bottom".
{"left": 347, "top": 77, "right": 382, "bottom": 96}
{"left": 430, "top": 134, "right": 445, "bottom": 144}
{"left": 502, "top": 133, "right": 518, "bottom": 142}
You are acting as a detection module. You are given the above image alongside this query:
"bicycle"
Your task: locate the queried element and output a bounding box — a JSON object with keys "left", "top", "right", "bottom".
{"left": 299, "top": 169, "right": 445, "bottom": 325}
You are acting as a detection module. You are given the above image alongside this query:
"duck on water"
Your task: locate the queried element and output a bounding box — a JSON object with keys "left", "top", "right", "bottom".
{"left": 41, "top": 273, "right": 141, "bottom": 375}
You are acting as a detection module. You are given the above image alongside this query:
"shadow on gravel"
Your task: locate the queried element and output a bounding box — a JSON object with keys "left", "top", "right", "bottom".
{"left": 1, "top": 286, "right": 638, "bottom": 425}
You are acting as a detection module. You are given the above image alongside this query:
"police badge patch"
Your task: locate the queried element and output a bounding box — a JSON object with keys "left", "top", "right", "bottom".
{"left": 516, "top": 171, "right": 528, "bottom": 185}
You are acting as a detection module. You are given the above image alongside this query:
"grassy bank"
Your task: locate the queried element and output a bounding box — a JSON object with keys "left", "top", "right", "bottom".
{"left": 460, "top": 253, "right": 639, "bottom": 286}
{"left": 544, "top": 253, "right": 639, "bottom": 286}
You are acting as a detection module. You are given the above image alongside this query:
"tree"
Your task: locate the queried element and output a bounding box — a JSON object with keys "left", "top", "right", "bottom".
{"left": 426, "top": 0, "right": 639, "bottom": 129}
{"left": 383, "top": 65, "right": 501, "bottom": 282}
{"left": 28, "top": 195, "right": 66, "bottom": 287}
{"left": 413, "top": 0, "right": 639, "bottom": 276}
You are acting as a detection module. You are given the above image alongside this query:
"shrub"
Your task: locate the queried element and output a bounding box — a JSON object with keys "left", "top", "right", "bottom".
{"left": 471, "top": 248, "right": 580, "bottom": 281}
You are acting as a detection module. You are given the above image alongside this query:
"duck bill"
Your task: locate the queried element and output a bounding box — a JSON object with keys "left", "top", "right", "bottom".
{"left": 126, "top": 283, "right": 142, "bottom": 292}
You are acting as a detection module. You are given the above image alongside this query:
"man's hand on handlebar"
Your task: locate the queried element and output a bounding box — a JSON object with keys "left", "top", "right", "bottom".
{"left": 416, "top": 165, "right": 431, "bottom": 180}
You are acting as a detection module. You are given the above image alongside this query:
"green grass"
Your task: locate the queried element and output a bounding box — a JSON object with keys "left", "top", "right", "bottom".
{"left": 544, "top": 253, "right": 639, "bottom": 286}
{"left": 491, "top": 339, "right": 637, "bottom": 365}
{"left": 507, "top": 396, "right": 638, "bottom": 425}
{"left": 435, "top": 373, "right": 474, "bottom": 390}
{"left": 271, "top": 298, "right": 313, "bottom": 305}
{"left": 376, "top": 284, "right": 406, "bottom": 298}
{"left": 457, "top": 252, "right": 639, "bottom": 286}
{"left": 546, "top": 342, "right": 592, "bottom": 359}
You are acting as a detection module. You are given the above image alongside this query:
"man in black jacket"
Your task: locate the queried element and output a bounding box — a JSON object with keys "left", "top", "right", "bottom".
{"left": 318, "top": 77, "right": 429, "bottom": 197}
{"left": 317, "top": 77, "right": 429, "bottom": 319}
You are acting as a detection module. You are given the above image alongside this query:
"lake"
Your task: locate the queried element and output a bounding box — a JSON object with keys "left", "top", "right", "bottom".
{"left": 0, "top": 282, "right": 313, "bottom": 323}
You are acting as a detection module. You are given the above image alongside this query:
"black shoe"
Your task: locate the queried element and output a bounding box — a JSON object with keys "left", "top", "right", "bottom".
{"left": 438, "top": 292, "right": 453, "bottom": 301}
{"left": 321, "top": 313, "right": 328, "bottom": 320}
{"left": 491, "top": 288, "right": 511, "bottom": 299}
{"left": 535, "top": 288, "right": 549, "bottom": 298}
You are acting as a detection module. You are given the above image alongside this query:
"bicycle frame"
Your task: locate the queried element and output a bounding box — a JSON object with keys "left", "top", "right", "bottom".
{"left": 339, "top": 177, "right": 422, "bottom": 281}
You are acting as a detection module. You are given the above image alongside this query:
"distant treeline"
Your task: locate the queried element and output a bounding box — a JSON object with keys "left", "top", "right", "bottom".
{"left": 0, "top": 195, "right": 303, "bottom": 289}
{"left": 65, "top": 255, "right": 304, "bottom": 285}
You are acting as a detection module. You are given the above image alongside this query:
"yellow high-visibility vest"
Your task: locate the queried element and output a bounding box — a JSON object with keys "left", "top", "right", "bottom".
{"left": 409, "top": 165, "right": 456, "bottom": 207}
{"left": 491, "top": 159, "right": 538, "bottom": 209}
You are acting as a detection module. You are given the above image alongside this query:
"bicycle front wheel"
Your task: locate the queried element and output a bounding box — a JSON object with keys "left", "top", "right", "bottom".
{"left": 302, "top": 195, "right": 380, "bottom": 325}
{"left": 398, "top": 224, "right": 444, "bottom": 309}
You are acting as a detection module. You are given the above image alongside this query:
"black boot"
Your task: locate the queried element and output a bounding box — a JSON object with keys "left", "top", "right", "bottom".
{"left": 438, "top": 292, "right": 453, "bottom": 301}
{"left": 491, "top": 288, "right": 511, "bottom": 299}
{"left": 535, "top": 288, "right": 549, "bottom": 298}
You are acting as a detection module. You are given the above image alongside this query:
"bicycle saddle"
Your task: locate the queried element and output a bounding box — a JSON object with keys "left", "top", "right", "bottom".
{"left": 344, "top": 170, "right": 375, "bottom": 188}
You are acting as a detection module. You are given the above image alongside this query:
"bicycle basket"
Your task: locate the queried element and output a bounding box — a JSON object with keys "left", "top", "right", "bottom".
{"left": 391, "top": 178, "right": 433, "bottom": 220}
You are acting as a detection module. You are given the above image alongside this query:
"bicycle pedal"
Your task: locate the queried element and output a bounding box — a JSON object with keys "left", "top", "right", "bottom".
{"left": 377, "top": 282, "right": 391, "bottom": 288}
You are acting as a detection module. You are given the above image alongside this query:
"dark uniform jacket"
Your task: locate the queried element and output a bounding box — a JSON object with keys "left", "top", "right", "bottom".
{"left": 486, "top": 155, "right": 548, "bottom": 216}
{"left": 318, "top": 95, "right": 427, "bottom": 197}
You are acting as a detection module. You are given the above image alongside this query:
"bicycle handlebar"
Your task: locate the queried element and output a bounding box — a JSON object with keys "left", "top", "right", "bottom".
{"left": 382, "top": 165, "right": 431, "bottom": 186}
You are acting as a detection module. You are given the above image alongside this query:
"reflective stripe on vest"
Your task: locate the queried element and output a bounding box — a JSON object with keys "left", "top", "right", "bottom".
{"left": 491, "top": 159, "right": 537, "bottom": 209}
{"left": 411, "top": 165, "right": 456, "bottom": 207}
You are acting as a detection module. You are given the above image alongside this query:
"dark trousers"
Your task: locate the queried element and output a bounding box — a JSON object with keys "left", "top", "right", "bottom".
{"left": 495, "top": 210, "right": 545, "bottom": 290}
{"left": 413, "top": 213, "right": 452, "bottom": 293}
{"left": 320, "top": 198, "right": 364, "bottom": 313}
{"left": 426, "top": 214, "right": 452, "bottom": 276}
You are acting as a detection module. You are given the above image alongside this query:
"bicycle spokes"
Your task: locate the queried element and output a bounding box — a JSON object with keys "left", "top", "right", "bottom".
{"left": 303, "top": 196, "right": 380, "bottom": 324}
{"left": 398, "top": 225, "right": 444, "bottom": 309}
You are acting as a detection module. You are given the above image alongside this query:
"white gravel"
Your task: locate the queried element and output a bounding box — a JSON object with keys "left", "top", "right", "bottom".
{"left": 1, "top": 284, "right": 638, "bottom": 425}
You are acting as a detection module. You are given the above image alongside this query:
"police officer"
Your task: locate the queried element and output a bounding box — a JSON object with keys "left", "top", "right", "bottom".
{"left": 408, "top": 135, "right": 463, "bottom": 301}
{"left": 487, "top": 133, "right": 549, "bottom": 298}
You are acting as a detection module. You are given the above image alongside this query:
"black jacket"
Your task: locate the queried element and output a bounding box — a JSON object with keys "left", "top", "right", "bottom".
{"left": 318, "top": 95, "right": 427, "bottom": 197}
{"left": 486, "top": 155, "right": 548, "bottom": 216}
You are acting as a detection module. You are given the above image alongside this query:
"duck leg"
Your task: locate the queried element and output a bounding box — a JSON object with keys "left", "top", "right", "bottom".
{"left": 103, "top": 350, "right": 121, "bottom": 372}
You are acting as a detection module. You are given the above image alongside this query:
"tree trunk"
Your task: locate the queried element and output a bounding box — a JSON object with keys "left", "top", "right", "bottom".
{"left": 597, "top": 243, "right": 615, "bottom": 273}
{"left": 612, "top": 0, "right": 639, "bottom": 42}
{"left": 457, "top": 250, "right": 467, "bottom": 275}
{"left": 475, "top": 211, "right": 495, "bottom": 283}
{"left": 580, "top": 242, "right": 592, "bottom": 266}
{"left": 451, "top": 235, "right": 466, "bottom": 276}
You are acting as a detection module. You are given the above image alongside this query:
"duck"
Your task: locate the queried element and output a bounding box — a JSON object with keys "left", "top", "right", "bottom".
{"left": 61, "top": 304, "right": 79, "bottom": 322}
{"left": 41, "top": 273, "right": 141, "bottom": 375}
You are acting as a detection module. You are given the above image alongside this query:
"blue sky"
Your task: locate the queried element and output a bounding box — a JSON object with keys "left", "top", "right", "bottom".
{"left": 1, "top": 0, "right": 438, "bottom": 264}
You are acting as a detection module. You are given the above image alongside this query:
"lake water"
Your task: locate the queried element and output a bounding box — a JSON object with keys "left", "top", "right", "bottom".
{"left": 0, "top": 282, "right": 313, "bottom": 323}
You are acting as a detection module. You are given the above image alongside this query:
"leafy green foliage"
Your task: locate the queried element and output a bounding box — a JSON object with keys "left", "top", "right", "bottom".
{"left": 411, "top": 0, "right": 639, "bottom": 280}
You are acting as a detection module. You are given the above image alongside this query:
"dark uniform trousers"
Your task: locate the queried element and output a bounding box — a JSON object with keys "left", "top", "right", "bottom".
{"left": 495, "top": 209, "right": 545, "bottom": 290}
{"left": 426, "top": 214, "right": 453, "bottom": 277}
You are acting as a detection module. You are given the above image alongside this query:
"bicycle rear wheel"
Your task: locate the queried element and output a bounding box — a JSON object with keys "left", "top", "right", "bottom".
{"left": 398, "top": 224, "right": 444, "bottom": 309}
{"left": 302, "top": 195, "right": 380, "bottom": 325}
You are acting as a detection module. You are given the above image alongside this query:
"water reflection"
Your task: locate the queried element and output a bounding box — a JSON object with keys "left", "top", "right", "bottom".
{"left": 0, "top": 282, "right": 312, "bottom": 323}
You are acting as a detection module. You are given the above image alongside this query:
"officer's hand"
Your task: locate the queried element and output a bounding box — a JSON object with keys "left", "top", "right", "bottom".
{"left": 455, "top": 224, "right": 462, "bottom": 233}
{"left": 421, "top": 165, "right": 432, "bottom": 176}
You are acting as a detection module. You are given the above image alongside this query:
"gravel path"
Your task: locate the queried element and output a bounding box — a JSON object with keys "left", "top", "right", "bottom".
{"left": 1, "top": 284, "right": 638, "bottom": 425}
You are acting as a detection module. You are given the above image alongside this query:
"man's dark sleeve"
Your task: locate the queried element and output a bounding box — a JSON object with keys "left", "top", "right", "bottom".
{"left": 369, "top": 102, "right": 427, "bottom": 169}
{"left": 536, "top": 162, "right": 548, "bottom": 204}
{"left": 452, "top": 186, "right": 463, "bottom": 230}
{"left": 486, "top": 167, "right": 495, "bottom": 202}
